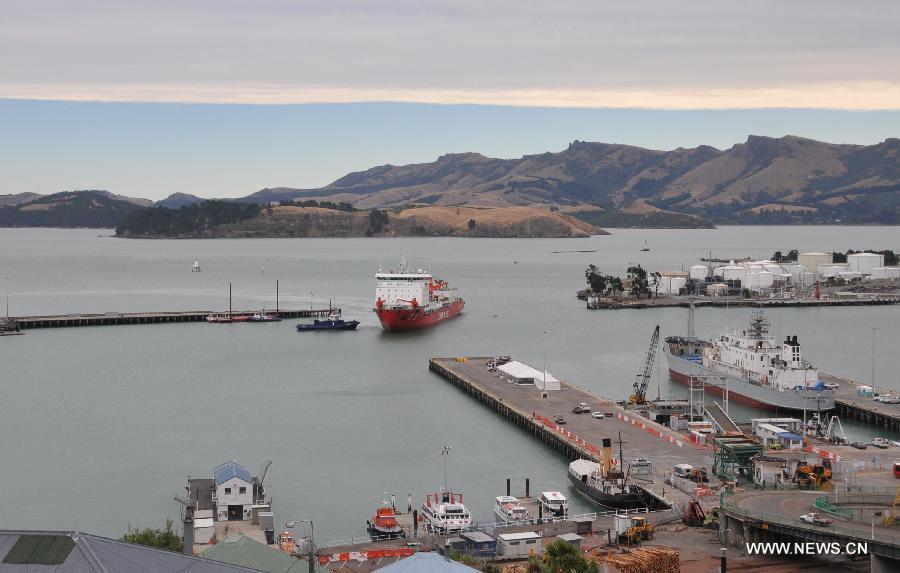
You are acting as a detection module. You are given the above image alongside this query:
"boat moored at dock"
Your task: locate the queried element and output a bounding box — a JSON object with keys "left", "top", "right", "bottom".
{"left": 537, "top": 491, "right": 569, "bottom": 518}
{"left": 366, "top": 501, "right": 406, "bottom": 540}
{"left": 567, "top": 436, "right": 670, "bottom": 511}
{"left": 421, "top": 490, "right": 472, "bottom": 533}
{"left": 664, "top": 310, "right": 834, "bottom": 411}
{"left": 493, "top": 495, "right": 529, "bottom": 523}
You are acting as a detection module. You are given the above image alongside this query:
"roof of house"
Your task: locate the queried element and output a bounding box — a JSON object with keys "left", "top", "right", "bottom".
{"left": 215, "top": 461, "right": 253, "bottom": 486}
{"left": 202, "top": 535, "right": 305, "bottom": 573}
{"left": 0, "top": 530, "right": 261, "bottom": 572}
{"left": 369, "top": 553, "right": 480, "bottom": 573}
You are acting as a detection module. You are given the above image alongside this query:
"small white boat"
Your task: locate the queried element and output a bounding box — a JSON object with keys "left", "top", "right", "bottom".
{"left": 537, "top": 491, "right": 568, "bottom": 519}
{"left": 493, "top": 495, "right": 529, "bottom": 523}
{"left": 422, "top": 490, "right": 472, "bottom": 533}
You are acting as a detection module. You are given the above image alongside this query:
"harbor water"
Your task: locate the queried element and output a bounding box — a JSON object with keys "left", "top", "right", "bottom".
{"left": 1, "top": 226, "right": 899, "bottom": 541}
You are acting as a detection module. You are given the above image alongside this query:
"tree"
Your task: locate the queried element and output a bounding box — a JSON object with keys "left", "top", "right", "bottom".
{"left": 121, "top": 519, "right": 183, "bottom": 553}
{"left": 541, "top": 539, "right": 599, "bottom": 573}
{"left": 627, "top": 265, "right": 651, "bottom": 298}
{"left": 649, "top": 271, "right": 662, "bottom": 297}
{"left": 366, "top": 209, "right": 389, "bottom": 235}
{"left": 468, "top": 218, "right": 476, "bottom": 230}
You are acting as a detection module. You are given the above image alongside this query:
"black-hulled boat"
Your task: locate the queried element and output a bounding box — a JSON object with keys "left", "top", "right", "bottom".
{"left": 296, "top": 310, "right": 359, "bottom": 332}
{"left": 567, "top": 434, "right": 670, "bottom": 511}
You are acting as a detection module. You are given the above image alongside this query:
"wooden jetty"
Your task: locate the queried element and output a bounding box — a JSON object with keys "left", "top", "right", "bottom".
{"left": 12, "top": 308, "right": 338, "bottom": 329}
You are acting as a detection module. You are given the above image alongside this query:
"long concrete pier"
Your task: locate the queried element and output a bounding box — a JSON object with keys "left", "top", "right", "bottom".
{"left": 825, "top": 374, "right": 900, "bottom": 432}
{"left": 12, "top": 308, "right": 338, "bottom": 329}
{"left": 428, "top": 357, "right": 716, "bottom": 486}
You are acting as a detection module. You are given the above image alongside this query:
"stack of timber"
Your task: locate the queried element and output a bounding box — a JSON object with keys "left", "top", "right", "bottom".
{"left": 501, "top": 565, "right": 528, "bottom": 573}
{"left": 589, "top": 547, "right": 680, "bottom": 573}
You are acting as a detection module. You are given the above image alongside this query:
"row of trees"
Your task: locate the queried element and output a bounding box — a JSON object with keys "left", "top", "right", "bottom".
{"left": 585, "top": 264, "right": 660, "bottom": 298}
{"left": 278, "top": 199, "right": 356, "bottom": 211}
{"left": 116, "top": 201, "right": 261, "bottom": 236}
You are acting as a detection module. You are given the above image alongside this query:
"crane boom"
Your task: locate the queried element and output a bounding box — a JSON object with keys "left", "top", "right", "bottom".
{"left": 629, "top": 325, "right": 660, "bottom": 405}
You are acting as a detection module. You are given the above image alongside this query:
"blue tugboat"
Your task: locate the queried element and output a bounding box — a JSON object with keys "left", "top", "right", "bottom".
{"left": 296, "top": 309, "right": 360, "bottom": 332}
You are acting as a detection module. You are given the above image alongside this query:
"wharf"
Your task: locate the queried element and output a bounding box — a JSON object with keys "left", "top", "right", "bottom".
{"left": 428, "top": 357, "right": 717, "bottom": 490}
{"left": 825, "top": 373, "right": 900, "bottom": 432}
{"left": 586, "top": 296, "right": 900, "bottom": 310}
{"left": 11, "top": 308, "right": 338, "bottom": 329}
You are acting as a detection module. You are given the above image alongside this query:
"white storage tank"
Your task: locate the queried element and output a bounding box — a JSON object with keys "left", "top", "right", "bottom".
{"left": 721, "top": 264, "right": 747, "bottom": 283}
{"left": 848, "top": 253, "right": 885, "bottom": 275}
{"left": 872, "top": 267, "right": 900, "bottom": 279}
{"left": 689, "top": 265, "right": 711, "bottom": 280}
{"left": 669, "top": 276, "right": 687, "bottom": 294}
{"left": 657, "top": 276, "right": 672, "bottom": 294}
{"left": 757, "top": 270, "right": 774, "bottom": 288}
{"left": 798, "top": 252, "right": 832, "bottom": 270}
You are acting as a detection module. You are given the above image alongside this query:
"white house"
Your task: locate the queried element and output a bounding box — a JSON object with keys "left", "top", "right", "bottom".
{"left": 214, "top": 461, "right": 254, "bottom": 521}
{"left": 496, "top": 531, "right": 542, "bottom": 558}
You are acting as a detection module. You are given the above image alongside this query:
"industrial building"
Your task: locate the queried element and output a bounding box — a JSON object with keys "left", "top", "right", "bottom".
{"left": 496, "top": 531, "right": 542, "bottom": 558}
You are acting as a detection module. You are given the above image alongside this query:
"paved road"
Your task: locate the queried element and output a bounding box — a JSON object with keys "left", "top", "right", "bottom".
{"left": 731, "top": 490, "right": 899, "bottom": 541}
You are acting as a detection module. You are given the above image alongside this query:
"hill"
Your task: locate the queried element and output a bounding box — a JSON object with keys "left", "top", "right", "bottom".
{"left": 0, "top": 190, "right": 148, "bottom": 228}
{"left": 115, "top": 202, "right": 605, "bottom": 238}
{"left": 242, "top": 136, "right": 900, "bottom": 225}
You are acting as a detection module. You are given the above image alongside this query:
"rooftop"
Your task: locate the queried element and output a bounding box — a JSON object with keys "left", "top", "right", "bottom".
{"left": 369, "top": 553, "right": 480, "bottom": 573}
{"left": 0, "top": 530, "right": 260, "bottom": 572}
{"left": 202, "top": 535, "right": 305, "bottom": 573}
{"left": 215, "top": 461, "right": 253, "bottom": 486}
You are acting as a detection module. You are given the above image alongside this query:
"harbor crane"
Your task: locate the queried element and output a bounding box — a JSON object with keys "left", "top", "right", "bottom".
{"left": 629, "top": 325, "right": 660, "bottom": 405}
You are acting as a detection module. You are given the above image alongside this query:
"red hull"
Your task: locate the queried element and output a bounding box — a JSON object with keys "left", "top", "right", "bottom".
{"left": 374, "top": 299, "right": 465, "bottom": 331}
{"left": 668, "top": 368, "right": 774, "bottom": 410}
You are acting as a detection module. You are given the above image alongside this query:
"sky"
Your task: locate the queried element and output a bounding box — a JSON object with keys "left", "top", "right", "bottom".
{"left": 2, "top": 0, "right": 899, "bottom": 200}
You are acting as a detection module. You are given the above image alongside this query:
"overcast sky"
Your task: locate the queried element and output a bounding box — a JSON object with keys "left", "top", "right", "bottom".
{"left": 2, "top": 1, "right": 899, "bottom": 199}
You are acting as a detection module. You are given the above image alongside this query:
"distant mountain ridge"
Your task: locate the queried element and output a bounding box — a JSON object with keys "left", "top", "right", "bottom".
{"left": 4, "top": 135, "right": 900, "bottom": 229}
{"left": 238, "top": 136, "right": 900, "bottom": 224}
{"left": 0, "top": 190, "right": 147, "bottom": 228}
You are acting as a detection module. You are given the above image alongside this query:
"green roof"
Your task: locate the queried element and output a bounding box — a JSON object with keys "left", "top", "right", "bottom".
{"left": 3, "top": 534, "right": 76, "bottom": 564}
{"left": 203, "top": 535, "right": 305, "bottom": 573}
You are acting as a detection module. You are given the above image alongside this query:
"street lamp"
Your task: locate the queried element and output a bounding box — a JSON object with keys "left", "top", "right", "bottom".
{"left": 871, "top": 327, "right": 879, "bottom": 397}
{"left": 540, "top": 329, "right": 550, "bottom": 388}
{"left": 294, "top": 519, "right": 316, "bottom": 573}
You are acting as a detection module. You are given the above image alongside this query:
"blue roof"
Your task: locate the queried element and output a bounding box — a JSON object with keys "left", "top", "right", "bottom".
{"left": 215, "top": 461, "right": 252, "bottom": 485}
{"left": 778, "top": 432, "right": 802, "bottom": 440}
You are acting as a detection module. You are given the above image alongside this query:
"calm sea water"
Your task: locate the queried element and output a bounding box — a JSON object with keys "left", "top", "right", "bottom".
{"left": 1, "top": 226, "right": 899, "bottom": 541}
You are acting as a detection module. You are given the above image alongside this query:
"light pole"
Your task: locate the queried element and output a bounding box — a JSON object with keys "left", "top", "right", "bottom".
{"left": 309, "top": 292, "right": 314, "bottom": 311}
{"left": 294, "top": 520, "right": 315, "bottom": 573}
{"left": 4, "top": 276, "right": 9, "bottom": 319}
{"left": 540, "top": 329, "right": 550, "bottom": 389}
{"left": 441, "top": 445, "right": 451, "bottom": 491}
{"left": 871, "top": 327, "right": 879, "bottom": 396}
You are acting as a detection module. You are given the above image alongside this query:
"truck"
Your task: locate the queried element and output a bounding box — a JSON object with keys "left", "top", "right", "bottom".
{"left": 614, "top": 515, "right": 654, "bottom": 542}
{"left": 673, "top": 464, "right": 693, "bottom": 478}
{"left": 571, "top": 402, "right": 591, "bottom": 414}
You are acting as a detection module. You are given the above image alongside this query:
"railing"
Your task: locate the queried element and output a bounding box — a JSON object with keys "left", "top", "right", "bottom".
{"left": 722, "top": 500, "right": 900, "bottom": 546}
{"left": 813, "top": 496, "right": 853, "bottom": 518}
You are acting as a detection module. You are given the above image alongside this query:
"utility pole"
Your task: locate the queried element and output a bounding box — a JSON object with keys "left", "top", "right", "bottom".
{"left": 441, "top": 445, "right": 452, "bottom": 491}
{"left": 540, "top": 329, "right": 550, "bottom": 388}
{"left": 871, "top": 327, "right": 879, "bottom": 396}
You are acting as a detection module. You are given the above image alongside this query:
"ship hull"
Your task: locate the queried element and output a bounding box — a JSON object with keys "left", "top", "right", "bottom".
{"left": 567, "top": 473, "right": 667, "bottom": 511}
{"left": 374, "top": 299, "right": 464, "bottom": 332}
{"left": 664, "top": 343, "right": 834, "bottom": 411}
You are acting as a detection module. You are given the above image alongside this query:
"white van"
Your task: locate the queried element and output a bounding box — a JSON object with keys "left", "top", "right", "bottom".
{"left": 673, "top": 463, "right": 693, "bottom": 478}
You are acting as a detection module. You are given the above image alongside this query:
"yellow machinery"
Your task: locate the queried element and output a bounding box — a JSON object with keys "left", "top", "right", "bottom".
{"left": 796, "top": 460, "right": 832, "bottom": 489}
{"left": 883, "top": 487, "right": 900, "bottom": 526}
{"left": 615, "top": 515, "right": 654, "bottom": 543}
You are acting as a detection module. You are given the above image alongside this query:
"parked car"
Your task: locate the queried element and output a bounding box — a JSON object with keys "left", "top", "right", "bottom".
{"left": 823, "top": 382, "right": 839, "bottom": 390}
{"left": 571, "top": 402, "right": 590, "bottom": 414}
{"left": 800, "top": 513, "right": 833, "bottom": 526}
{"left": 554, "top": 414, "right": 567, "bottom": 424}
{"left": 591, "top": 411, "right": 605, "bottom": 419}
{"left": 871, "top": 438, "right": 890, "bottom": 448}
{"left": 851, "top": 442, "right": 868, "bottom": 450}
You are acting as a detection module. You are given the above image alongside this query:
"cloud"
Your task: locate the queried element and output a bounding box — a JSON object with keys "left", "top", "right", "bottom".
{"left": 2, "top": 1, "right": 899, "bottom": 109}
{"left": 2, "top": 82, "right": 900, "bottom": 110}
